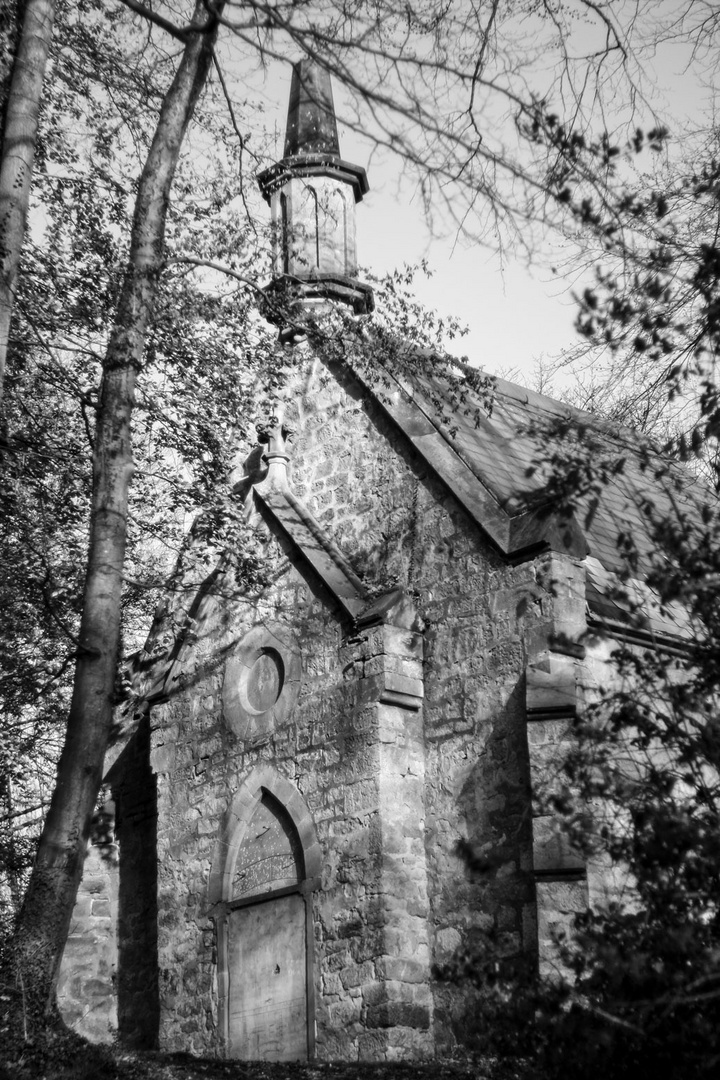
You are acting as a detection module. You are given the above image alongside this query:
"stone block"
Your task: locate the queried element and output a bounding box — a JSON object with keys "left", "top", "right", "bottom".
{"left": 433, "top": 927, "right": 462, "bottom": 965}
{"left": 360, "top": 980, "right": 386, "bottom": 1006}
{"left": 327, "top": 998, "right": 362, "bottom": 1026}
{"left": 339, "top": 959, "right": 375, "bottom": 991}
{"left": 536, "top": 878, "right": 589, "bottom": 979}
{"left": 375, "top": 955, "right": 429, "bottom": 985}
{"left": 366, "top": 1001, "right": 431, "bottom": 1030}
{"left": 69, "top": 895, "right": 93, "bottom": 919}
{"left": 385, "top": 1026, "right": 435, "bottom": 1058}
{"left": 533, "top": 815, "right": 585, "bottom": 873}
{"left": 357, "top": 1029, "right": 389, "bottom": 1060}
{"left": 383, "top": 672, "right": 424, "bottom": 700}
{"left": 151, "top": 742, "right": 177, "bottom": 775}
{"left": 322, "top": 971, "right": 343, "bottom": 996}
{"left": 344, "top": 781, "right": 379, "bottom": 815}
{"left": 83, "top": 875, "right": 109, "bottom": 895}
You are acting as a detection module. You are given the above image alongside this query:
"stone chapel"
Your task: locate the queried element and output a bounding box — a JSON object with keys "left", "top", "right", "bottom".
{"left": 57, "top": 60, "right": 693, "bottom": 1060}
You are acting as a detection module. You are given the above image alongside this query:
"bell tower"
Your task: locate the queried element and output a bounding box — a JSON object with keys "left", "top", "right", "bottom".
{"left": 258, "top": 60, "right": 374, "bottom": 316}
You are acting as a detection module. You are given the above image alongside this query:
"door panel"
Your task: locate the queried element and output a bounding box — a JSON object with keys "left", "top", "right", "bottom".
{"left": 227, "top": 893, "right": 307, "bottom": 1061}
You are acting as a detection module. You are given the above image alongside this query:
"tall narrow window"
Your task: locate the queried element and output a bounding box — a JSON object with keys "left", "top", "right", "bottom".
{"left": 339, "top": 191, "right": 350, "bottom": 274}
{"left": 280, "top": 192, "right": 289, "bottom": 275}
{"left": 310, "top": 187, "right": 320, "bottom": 268}
{"left": 301, "top": 186, "right": 320, "bottom": 270}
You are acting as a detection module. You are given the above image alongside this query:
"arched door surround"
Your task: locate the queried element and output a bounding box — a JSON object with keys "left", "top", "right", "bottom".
{"left": 208, "top": 768, "right": 321, "bottom": 1061}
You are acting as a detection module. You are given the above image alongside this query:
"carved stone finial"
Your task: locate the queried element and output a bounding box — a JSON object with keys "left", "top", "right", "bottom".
{"left": 256, "top": 414, "right": 294, "bottom": 490}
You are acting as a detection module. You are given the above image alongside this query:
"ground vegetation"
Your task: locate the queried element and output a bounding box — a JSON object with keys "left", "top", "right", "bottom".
{"left": 4, "top": 1043, "right": 531, "bottom": 1080}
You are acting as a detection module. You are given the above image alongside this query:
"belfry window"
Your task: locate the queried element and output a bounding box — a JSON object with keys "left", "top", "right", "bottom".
{"left": 332, "top": 189, "right": 349, "bottom": 273}
{"left": 302, "top": 186, "right": 320, "bottom": 269}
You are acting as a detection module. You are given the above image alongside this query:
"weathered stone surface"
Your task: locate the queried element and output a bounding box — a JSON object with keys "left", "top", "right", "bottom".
{"left": 536, "top": 878, "right": 589, "bottom": 981}
{"left": 57, "top": 840, "right": 118, "bottom": 1043}
{"left": 61, "top": 347, "right": 598, "bottom": 1061}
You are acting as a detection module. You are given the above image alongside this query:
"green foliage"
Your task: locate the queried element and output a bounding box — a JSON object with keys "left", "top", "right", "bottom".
{"left": 1, "top": 0, "right": 500, "bottom": 943}
{"left": 522, "top": 100, "right": 720, "bottom": 458}
{"left": 487, "top": 108, "right": 720, "bottom": 1078}
{"left": 0, "top": 0, "right": 283, "bottom": 934}
{"left": 549, "top": 515, "right": 720, "bottom": 1077}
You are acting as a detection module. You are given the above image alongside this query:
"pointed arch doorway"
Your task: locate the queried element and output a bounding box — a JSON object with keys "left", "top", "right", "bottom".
{"left": 209, "top": 769, "right": 321, "bottom": 1061}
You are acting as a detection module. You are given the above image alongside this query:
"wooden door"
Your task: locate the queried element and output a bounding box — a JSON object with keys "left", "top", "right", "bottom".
{"left": 227, "top": 892, "right": 307, "bottom": 1061}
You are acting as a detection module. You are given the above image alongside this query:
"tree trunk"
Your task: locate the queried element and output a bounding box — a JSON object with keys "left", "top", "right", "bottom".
{"left": 0, "top": 0, "right": 55, "bottom": 414}
{"left": 8, "top": 1, "right": 223, "bottom": 1034}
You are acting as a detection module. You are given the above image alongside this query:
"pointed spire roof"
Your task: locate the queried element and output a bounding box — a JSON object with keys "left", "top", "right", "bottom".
{"left": 256, "top": 56, "right": 374, "bottom": 318}
{"left": 284, "top": 60, "right": 340, "bottom": 158}
{"left": 258, "top": 59, "right": 369, "bottom": 204}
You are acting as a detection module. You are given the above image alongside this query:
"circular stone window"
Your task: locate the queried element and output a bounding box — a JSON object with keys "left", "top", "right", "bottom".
{"left": 223, "top": 626, "right": 301, "bottom": 742}
{"left": 242, "top": 648, "right": 285, "bottom": 715}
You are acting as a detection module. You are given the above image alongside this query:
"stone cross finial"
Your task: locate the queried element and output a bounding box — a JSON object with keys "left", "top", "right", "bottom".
{"left": 256, "top": 413, "right": 294, "bottom": 490}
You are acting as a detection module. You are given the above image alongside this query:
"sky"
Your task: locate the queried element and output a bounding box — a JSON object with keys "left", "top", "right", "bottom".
{"left": 253, "top": 61, "right": 580, "bottom": 387}
{"left": 355, "top": 188, "right": 579, "bottom": 383}
{"left": 238, "top": 9, "right": 717, "bottom": 392}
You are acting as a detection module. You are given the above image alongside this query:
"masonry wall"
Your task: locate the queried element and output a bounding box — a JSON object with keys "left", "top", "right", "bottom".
{"left": 288, "top": 359, "right": 571, "bottom": 1048}
{"left": 57, "top": 833, "right": 118, "bottom": 1043}
{"left": 61, "top": 354, "right": 581, "bottom": 1058}
{"left": 129, "top": 356, "right": 569, "bottom": 1058}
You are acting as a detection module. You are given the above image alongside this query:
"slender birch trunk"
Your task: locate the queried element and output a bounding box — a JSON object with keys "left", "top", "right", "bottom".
{"left": 0, "top": 0, "right": 56, "bottom": 414}
{"left": 9, "top": 1, "right": 223, "bottom": 1032}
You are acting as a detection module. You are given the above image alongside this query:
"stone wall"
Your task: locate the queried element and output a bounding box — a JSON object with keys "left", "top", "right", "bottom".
{"left": 57, "top": 822, "right": 118, "bottom": 1043}
{"left": 287, "top": 359, "right": 571, "bottom": 1048}
{"left": 61, "top": 353, "right": 590, "bottom": 1059}
{"left": 137, "top": 356, "right": 566, "bottom": 1058}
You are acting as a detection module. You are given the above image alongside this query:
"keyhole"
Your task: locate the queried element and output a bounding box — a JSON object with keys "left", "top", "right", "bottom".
{"left": 274, "top": 964, "right": 281, "bottom": 975}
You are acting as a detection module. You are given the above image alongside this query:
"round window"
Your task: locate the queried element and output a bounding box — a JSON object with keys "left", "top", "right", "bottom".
{"left": 223, "top": 626, "right": 301, "bottom": 741}
{"left": 244, "top": 648, "right": 285, "bottom": 714}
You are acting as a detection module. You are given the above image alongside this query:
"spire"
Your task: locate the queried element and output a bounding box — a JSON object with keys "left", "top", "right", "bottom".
{"left": 284, "top": 60, "right": 340, "bottom": 158}
{"left": 257, "top": 59, "right": 374, "bottom": 322}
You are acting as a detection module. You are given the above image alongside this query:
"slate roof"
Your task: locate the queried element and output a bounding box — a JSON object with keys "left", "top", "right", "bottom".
{"left": 252, "top": 58, "right": 699, "bottom": 641}
{"left": 351, "top": 358, "right": 705, "bottom": 643}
